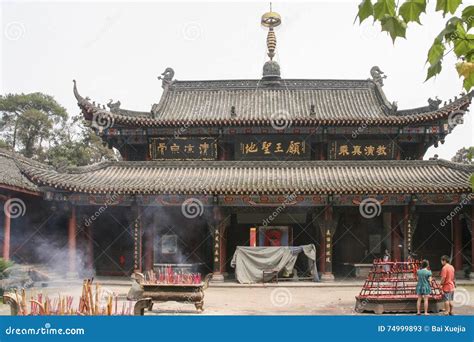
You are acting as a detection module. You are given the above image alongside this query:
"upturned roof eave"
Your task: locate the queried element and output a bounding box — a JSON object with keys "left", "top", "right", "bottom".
{"left": 73, "top": 79, "right": 473, "bottom": 128}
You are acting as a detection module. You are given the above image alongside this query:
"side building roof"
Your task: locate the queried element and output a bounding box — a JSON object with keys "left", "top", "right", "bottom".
{"left": 0, "top": 150, "right": 40, "bottom": 193}
{"left": 1, "top": 149, "right": 471, "bottom": 196}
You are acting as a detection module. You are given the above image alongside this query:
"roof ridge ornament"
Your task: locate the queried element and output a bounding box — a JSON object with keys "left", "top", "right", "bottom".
{"left": 261, "top": 4, "right": 282, "bottom": 81}
{"left": 107, "top": 99, "right": 121, "bottom": 113}
{"left": 261, "top": 3, "right": 281, "bottom": 60}
{"left": 158, "top": 67, "right": 175, "bottom": 89}
{"left": 73, "top": 80, "right": 84, "bottom": 102}
{"left": 73, "top": 80, "right": 92, "bottom": 105}
{"left": 370, "top": 66, "right": 387, "bottom": 87}
{"left": 428, "top": 97, "right": 442, "bottom": 110}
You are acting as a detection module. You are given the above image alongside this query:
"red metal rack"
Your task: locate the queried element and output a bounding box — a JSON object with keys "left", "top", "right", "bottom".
{"left": 355, "top": 259, "right": 445, "bottom": 314}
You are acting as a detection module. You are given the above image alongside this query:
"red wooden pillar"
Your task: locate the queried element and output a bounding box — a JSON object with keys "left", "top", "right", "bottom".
{"left": 68, "top": 206, "right": 77, "bottom": 276}
{"left": 220, "top": 224, "right": 227, "bottom": 274}
{"left": 218, "top": 143, "right": 227, "bottom": 161}
{"left": 313, "top": 207, "right": 336, "bottom": 279}
{"left": 85, "top": 221, "right": 94, "bottom": 271}
{"left": 2, "top": 197, "right": 11, "bottom": 260}
{"left": 144, "top": 226, "right": 154, "bottom": 271}
{"left": 316, "top": 206, "right": 337, "bottom": 281}
{"left": 323, "top": 206, "right": 333, "bottom": 276}
{"left": 453, "top": 214, "right": 463, "bottom": 271}
{"left": 391, "top": 211, "right": 401, "bottom": 261}
{"left": 212, "top": 225, "right": 223, "bottom": 280}
{"left": 319, "top": 229, "right": 326, "bottom": 274}
{"left": 132, "top": 206, "right": 142, "bottom": 273}
{"left": 249, "top": 227, "right": 257, "bottom": 247}
{"left": 211, "top": 208, "right": 230, "bottom": 282}
{"left": 319, "top": 143, "right": 326, "bottom": 160}
{"left": 403, "top": 205, "right": 410, "bottom": 261}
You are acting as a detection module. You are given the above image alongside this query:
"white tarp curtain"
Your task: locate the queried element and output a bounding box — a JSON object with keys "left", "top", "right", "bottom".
{"left": 230, "top": 244, "right": 319, "bottom": 284}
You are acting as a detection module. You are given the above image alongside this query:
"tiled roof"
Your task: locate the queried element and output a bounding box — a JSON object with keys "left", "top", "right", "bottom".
{"left": 9, "top": 155, "right": 473, "bottom": 195}
{"left": 155, "top": 79, "right": 392, "bottom": 122}
{"left": 0, "top": 150, "right": 39, "bottom": 192}
{"left": 74, "top": 79, "right": 473, "bottom": 127}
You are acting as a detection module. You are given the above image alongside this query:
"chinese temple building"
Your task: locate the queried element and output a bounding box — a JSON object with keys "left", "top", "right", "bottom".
{"left": 0, "top": 9, "right": 473, "bottom": 281}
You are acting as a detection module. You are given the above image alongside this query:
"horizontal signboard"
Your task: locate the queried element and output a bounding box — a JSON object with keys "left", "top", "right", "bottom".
{"left": 149, "top": 137, "right": 217, "bottom": 160}
{"left": 235, "top": 135, "right": 310, "bottom": 160}
{"left": 329, "top": 140, "right": 396, "bottom": 160}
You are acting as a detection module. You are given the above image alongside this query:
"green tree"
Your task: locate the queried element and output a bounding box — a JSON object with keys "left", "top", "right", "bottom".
{"left": 0, "top": 93, "right": 119, "bottom": 166}
{"left": 450, "top": 146, "right": 474, "bottom": 191}
{"left": 356, "top": 0, "right": 474, "bottom": 91}
{"left": 451, "top": 146, "right": 474, "bottom": 163}
{"left": 0, "top": 93, "right": 67, "bottom": 157}
{"left": 46, "top": 115, "right": 119, "bottom": 168}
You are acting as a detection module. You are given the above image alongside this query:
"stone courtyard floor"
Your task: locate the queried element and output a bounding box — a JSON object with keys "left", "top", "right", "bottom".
{"left": 1, "top": 279, "right": 473, "bottom": 315}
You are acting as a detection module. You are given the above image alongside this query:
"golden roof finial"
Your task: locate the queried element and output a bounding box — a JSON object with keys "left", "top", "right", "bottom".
{"left": 261, "top": 3, "right": 281, "bottom": 61}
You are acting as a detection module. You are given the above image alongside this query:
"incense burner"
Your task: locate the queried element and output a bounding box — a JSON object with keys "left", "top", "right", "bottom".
{"left": 127, "top": 272, "right": 213, "bottom": 315}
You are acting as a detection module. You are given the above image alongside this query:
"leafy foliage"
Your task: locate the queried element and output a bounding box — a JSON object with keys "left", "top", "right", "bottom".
{"left": 374, "top": 0, "right": 396, "bottom": 20}
{"left": 381, "top": 15, "right": 407, "bottom": 41}
{"left": 0, "top": 93, "right": 67, "bottom": 157}
{"left": 436, "top": 0, "right": 463, "bottom": 16}
{"left": 451, "top": 146, "right": 474, "bottom": 163}
{"left": 46, "top": 115, "right": 118, "bottom": 168}
{"left": 467, "top": 147, "right": 474, "bottom": 161}
{"left": 356, "top": 1, "right": 474, "bottom": 91}
{"left": 451, "top": 146, "right": 474, "bottom": 192}
{"left": 399, "top": 0, "right": 427, "bottom": 23}
{"left": 0, "top": 258, "right": 14, "bottom": 276}
{"left": 357, "top": 0, "right": 374, "bottom": 22}
{"left": 463, "top": 5, "right": 474, "bottom": 30}
{"left": 0, "top": 93, "right": 119, "bottom": 167}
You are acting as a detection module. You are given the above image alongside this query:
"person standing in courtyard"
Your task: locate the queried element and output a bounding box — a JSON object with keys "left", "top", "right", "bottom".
{"left": 416, "top": 259, "right": 432, "bottom": 315}
{"left": 440, "top": 255, "right": 456, "bottom": 315}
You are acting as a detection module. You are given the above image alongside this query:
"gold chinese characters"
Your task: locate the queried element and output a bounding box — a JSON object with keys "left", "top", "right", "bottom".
{"left": 337, "top": 143, "right": 389, "bottom": 158}
{"left": 151, "top": 138, "right": 216, "bottom": 160}
{"left": 240, "top": 140, "right": 306, "bottom": 156}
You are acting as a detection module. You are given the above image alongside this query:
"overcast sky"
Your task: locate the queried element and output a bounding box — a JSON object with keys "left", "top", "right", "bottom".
{"left": 1, "top": 0, "right": 473, "bottom": 160}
